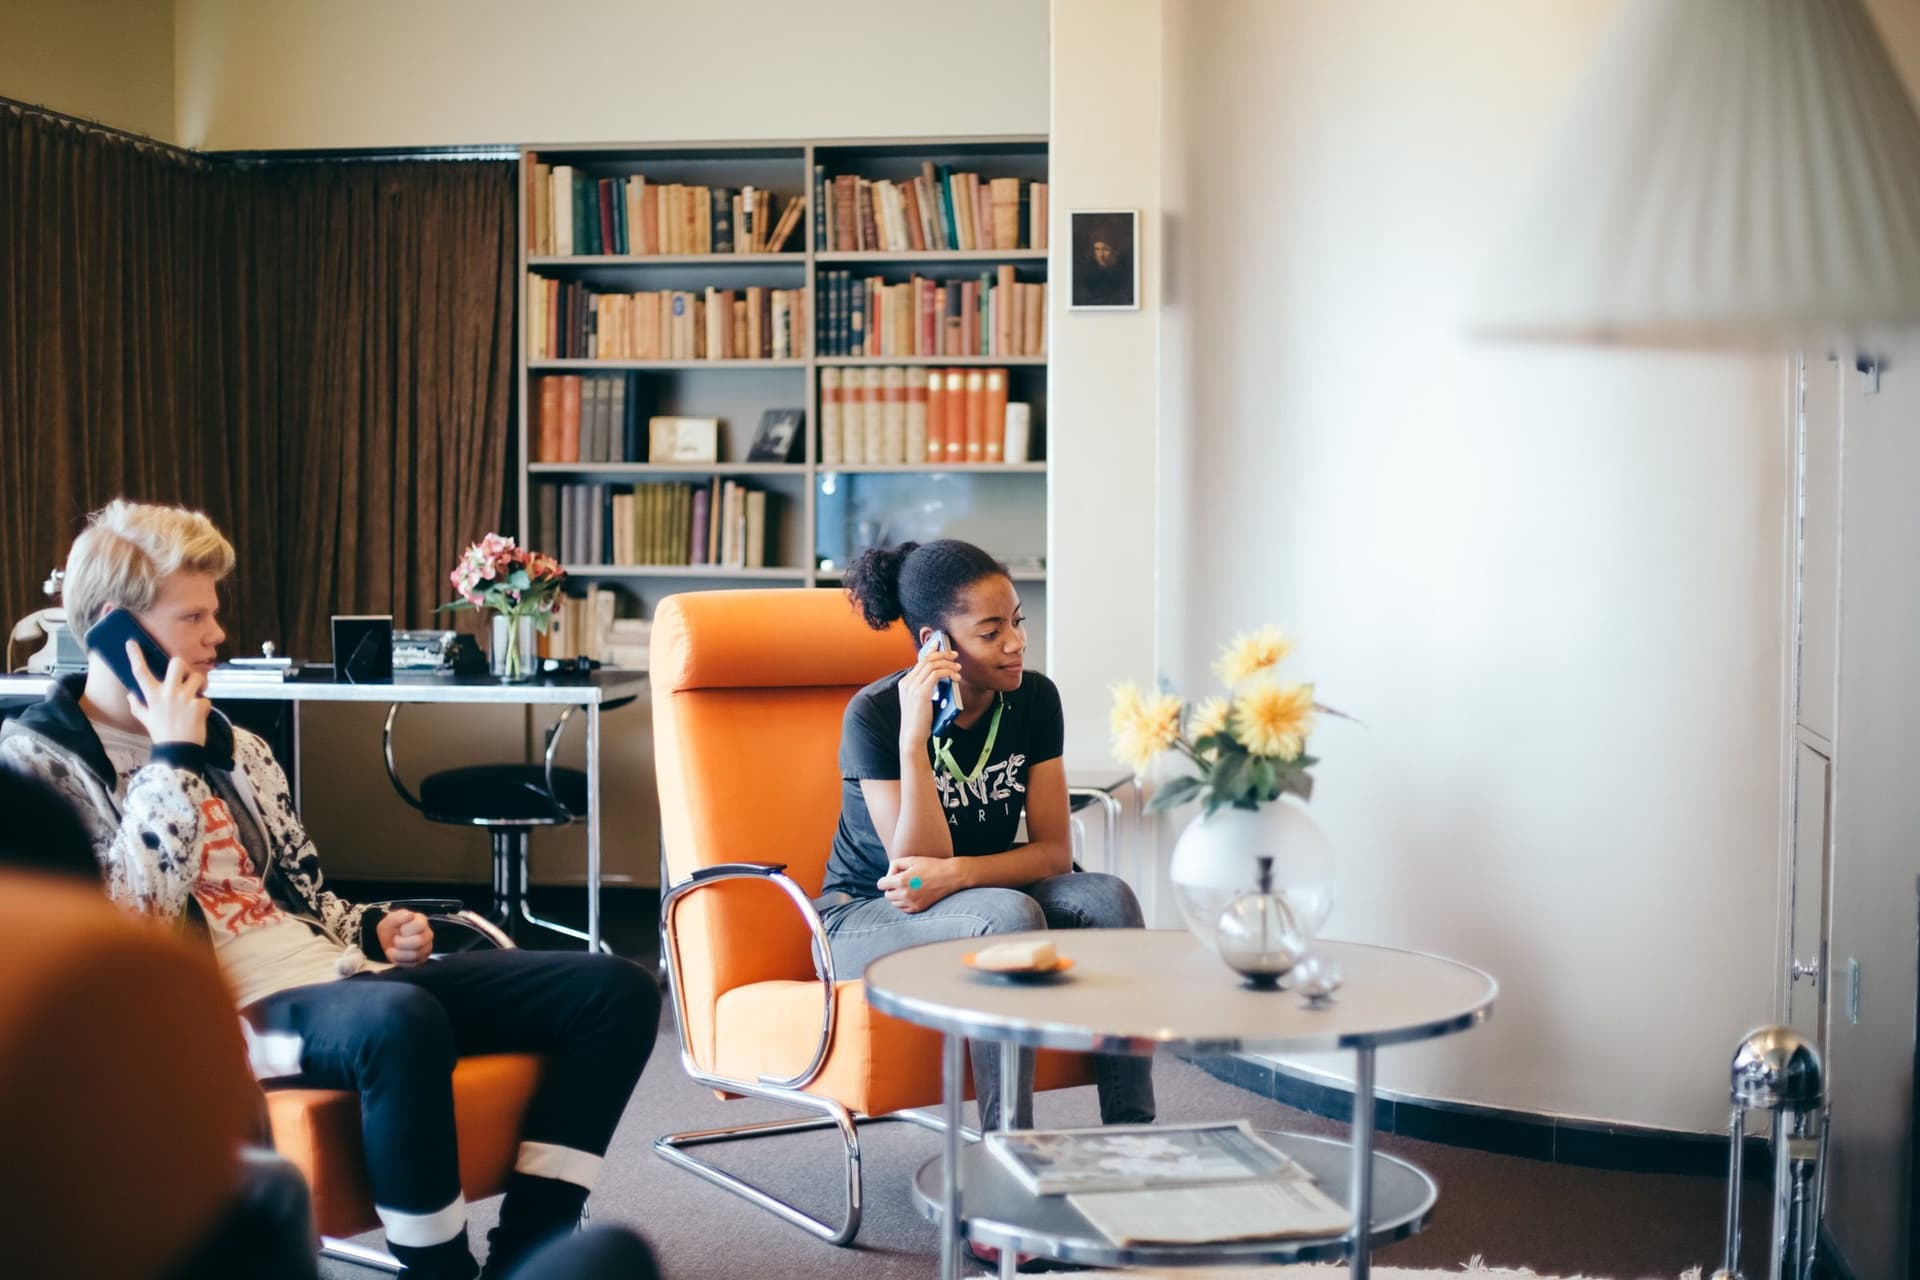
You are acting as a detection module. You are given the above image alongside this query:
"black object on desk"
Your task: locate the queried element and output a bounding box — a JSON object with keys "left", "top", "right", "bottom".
{"left": 331, "top": 615, "right": 393, "bottom": 683}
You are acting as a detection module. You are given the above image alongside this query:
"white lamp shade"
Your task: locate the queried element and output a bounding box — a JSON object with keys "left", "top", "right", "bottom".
{"left": 1473, "top": 0, "right": 1920, "bottom": 348}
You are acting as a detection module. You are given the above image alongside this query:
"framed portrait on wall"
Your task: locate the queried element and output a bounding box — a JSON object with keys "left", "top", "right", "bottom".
{"left": 1068, "top": 209, "right": 1139, "bottom": 311}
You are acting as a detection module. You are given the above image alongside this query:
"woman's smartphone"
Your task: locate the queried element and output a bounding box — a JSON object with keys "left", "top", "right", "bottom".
{"left": 83, "top": 608, "right": 176, "bottom": 705}
{"left": 920, "top": 630, "right": 963, "bottom": 736}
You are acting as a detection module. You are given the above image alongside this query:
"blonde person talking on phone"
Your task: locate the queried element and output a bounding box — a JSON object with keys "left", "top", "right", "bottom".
{"left": 819, "top": 539, "right": 1155, "bottom": 1135}
{"left": 0, "top": 500, "right": 658, "bottom": 1280}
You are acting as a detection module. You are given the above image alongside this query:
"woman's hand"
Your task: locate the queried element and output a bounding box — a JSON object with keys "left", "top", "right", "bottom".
{"left": 125, "top": 643, "right": 211, "bottom": 747}
{"left": 877, "top": 856, "right": 965, "bottom": 913}
{"left": 377, "top": 909, "right": 435, "bottom": 965}
{"left": 896, "top": 643, "right": 962, "bottom": 746}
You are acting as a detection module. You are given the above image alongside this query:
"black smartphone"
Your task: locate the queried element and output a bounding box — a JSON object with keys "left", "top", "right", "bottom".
{"left": 920, "top": 629, "right": 963, "bottom": 737}
{"left": 83, "top": 608, "right": 176, "bottom": 705}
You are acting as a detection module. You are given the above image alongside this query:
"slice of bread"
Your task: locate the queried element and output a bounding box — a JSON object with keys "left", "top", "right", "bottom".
{"left": 973, "top": 939, "right": 1058, "bottom": 971}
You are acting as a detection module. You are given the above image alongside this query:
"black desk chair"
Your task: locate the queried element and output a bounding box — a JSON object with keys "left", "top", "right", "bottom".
{"left": 381, "top": 702, "right": 618, "bottom": 952}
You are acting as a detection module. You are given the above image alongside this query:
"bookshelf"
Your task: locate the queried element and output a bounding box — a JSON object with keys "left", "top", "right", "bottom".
{"left": 516, "top": 137, "right": 1051, "bottom": 663}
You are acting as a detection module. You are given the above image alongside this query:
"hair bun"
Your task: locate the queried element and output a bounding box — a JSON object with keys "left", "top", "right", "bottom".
{"left": 843, "top": 541, "right": 920, "bottom": 630}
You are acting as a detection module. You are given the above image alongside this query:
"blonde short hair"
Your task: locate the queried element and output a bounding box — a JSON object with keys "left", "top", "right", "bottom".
{"left": 63, "top": 499, "right": 236, "bottom": 628}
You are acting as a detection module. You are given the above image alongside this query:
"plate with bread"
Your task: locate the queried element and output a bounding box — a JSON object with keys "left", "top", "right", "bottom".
{"left": 963, "top": 939, "right": 1076, "bottom": 983}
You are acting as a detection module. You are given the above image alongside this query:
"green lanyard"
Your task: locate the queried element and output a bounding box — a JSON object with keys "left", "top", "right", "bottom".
{"left": 932, "top": 696, "right": 1005, "bottom": 786}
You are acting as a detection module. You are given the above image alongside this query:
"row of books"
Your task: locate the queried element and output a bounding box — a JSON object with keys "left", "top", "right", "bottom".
{"left": 530, "top": 280, "right": 809, "bottom": 362}
{"left": 536, "top": 481, "right": 775, "bottom": 568}
{"left": 820, "top": 367, "right": 1032, "bottom": 466}
{"left": 537, "top": 589, "right": 650, "bottom": 670}
{"left": 816, "top": 269, "right": 1045, "bottom": 359}
{"left": 815, "top": 166, "right": 1046, "bottom": 253}
{"left": 526, "top": 159, "right": 803, "bottom": 257}
{"left": 533, "top": 373, "right": 642, "bottom": 463}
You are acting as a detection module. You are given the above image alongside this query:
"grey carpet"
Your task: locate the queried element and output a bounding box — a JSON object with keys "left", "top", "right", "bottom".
{"left": 321, "top": 1021, "right": 1765, "bottom": 1280}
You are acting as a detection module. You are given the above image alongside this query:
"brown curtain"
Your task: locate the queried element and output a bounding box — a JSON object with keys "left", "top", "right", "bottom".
{"left": 0, "top": 103, "right": 517, "bottom": 662}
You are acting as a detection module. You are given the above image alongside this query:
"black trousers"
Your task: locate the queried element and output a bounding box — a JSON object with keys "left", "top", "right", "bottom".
{"left": 244, "top": 950, "right": 658, "bottom": 1251}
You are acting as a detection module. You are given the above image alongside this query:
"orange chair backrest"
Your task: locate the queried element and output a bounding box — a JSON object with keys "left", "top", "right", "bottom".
{"left": 650, "top": 589, "right": 912, "bottom": 1065}
{"left": 0, "top": 871, "right": 258, "bottom": 1279}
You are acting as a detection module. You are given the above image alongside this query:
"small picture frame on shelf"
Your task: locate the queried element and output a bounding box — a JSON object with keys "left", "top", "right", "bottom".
{"left": 745, "top": 409, "right": 805, "bottom": 462}
{"left": 648, "top": 416, "right": 720, "bottom": 464}
{"left": 1068, "top": 209, "right": 1139, "bottom": 311}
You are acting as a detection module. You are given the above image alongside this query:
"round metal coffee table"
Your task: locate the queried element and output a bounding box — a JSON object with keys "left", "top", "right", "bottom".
{"left": 862, "top": 929, "right": 1496, "bottom": 1280}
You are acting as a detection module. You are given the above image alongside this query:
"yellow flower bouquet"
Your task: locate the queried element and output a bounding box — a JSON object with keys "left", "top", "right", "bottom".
{"left": 1111, "top": 626, "right": 1337, "bottom": 817}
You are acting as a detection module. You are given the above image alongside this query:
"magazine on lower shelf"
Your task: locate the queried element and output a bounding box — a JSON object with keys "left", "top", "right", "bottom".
{"left": 1067, "top": 1178, "right": 1351, "bottom": 1246}
{"left": 983, "top": 1121, "right": 1304, "bottom": 1196}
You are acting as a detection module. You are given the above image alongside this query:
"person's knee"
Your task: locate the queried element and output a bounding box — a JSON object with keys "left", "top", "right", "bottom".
{"left": 593, "top": 954, "right": 661, "bottom": 1041}
{"left": 1067, "top": 872, "right": 1145, "bottom": 928}
{"left": 577, "top": 954, "right": 657, "bottom": 1017}
{"left": 957, "top": 887, "right": 1047, "bottom": 936}
{"left": 553, "top": 954, "right": 661, "bottom": 1068}
{"left": 354, "top": 984, "right": 455, "bottom": 1074}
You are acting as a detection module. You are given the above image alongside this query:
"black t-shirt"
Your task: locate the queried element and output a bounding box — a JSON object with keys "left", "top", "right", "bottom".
{"left": 821, "top": 669, "right": 1065, "bottom": 900}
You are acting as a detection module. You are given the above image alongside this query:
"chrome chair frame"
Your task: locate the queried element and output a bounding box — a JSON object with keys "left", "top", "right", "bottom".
{"left": 653, "top": 861, "right": 975, "bottom": 1246}
{"left": 311, "top": 904, "right": 518, "bottom": 1273}
{"left": 382, "top": 703, "right": 610, "bottom": 952}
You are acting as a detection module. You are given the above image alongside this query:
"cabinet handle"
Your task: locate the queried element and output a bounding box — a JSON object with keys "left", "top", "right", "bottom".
{"left": 1791, "top": 958, "right": 1821, "bottom": 983}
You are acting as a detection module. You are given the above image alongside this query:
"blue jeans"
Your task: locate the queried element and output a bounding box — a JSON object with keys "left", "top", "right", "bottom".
{"left": 817, "top": 871, "right": 1156, "bottom": 1131}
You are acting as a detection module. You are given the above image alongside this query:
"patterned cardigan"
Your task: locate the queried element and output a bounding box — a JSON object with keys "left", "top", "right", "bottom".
{"left": 0, "top": 674, "right": 385, "bottom": 958}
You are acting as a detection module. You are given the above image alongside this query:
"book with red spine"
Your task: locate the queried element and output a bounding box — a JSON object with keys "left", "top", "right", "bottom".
{"left": 559, "top": 375, "right": 583, "bottom": 463}
{"left": 943, "top": 369, "right": 966, "bottom": 459}
{"left": 963, "top": 370, "right": 986, "bottom": 462}
{"left": 982, "top": 368, "right": 1008, "bottom": 462}
{"left": 925, "top": 365, "right": 946, "bottom": 462}
{"left": 536, "top": 376, "right": 561, "bottom": 461}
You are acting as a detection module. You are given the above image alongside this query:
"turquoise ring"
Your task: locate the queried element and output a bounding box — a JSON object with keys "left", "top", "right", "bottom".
{"left": 908, "top": 877, "right": 923, "bottom": 890}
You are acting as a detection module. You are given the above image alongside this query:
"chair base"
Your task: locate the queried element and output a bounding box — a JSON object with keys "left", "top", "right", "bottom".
{"left": 654, "top": 1090, "right": 977, "bottom": 1247}
{"left": 321, "top": 1236, "right": 402, "bottom": 1273}
{"left": 487, "top": 829, "right": 613, "bottom": 955}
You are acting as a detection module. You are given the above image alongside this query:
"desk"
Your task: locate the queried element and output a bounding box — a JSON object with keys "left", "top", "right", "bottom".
{"left": 863, "top": 929, "right": 1496, "bottom": 1280}
{"left": 0, "top": 671, "right": 645, "bottom": 952}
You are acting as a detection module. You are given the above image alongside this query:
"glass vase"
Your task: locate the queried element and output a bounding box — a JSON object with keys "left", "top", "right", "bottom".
{"left": 489, "top": 613, "right": 539, "bottom": 682}
{"left": 1168, "top": 796, "right": 1336, "bottom": 959}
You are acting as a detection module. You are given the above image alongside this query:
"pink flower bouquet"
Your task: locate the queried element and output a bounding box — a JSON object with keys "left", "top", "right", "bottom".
{"left": 440, "top": 533, "right": 567, "bottom": 679}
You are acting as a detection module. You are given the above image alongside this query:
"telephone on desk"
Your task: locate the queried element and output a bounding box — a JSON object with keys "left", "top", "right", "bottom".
{"left": 9, "top": 567, "right": 87, "bottom": 674}
{"left": 10, "top": 608, "right": 86, "bottom": 674}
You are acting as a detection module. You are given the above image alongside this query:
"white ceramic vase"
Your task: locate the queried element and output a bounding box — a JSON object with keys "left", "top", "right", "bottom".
{"left": 1168, "top": 796, "right": 1336, "bottom": 954}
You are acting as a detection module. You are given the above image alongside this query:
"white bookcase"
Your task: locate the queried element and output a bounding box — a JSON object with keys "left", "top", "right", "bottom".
{"left": 516, "top": 137, "right": 1050, "bottom": 660}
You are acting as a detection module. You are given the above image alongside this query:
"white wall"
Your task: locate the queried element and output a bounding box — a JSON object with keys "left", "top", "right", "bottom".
{"left": 1046, "top": 0, "right": 1167, "bottom": 919}
{"left": 3, "top": 0, "right": 174, "bottom": 141}
{"left": 1052, "top": 0, "right": 1795, "bottom": 1132}
{"left": 174, "top": 0, "right": 1049, "bottom": 150}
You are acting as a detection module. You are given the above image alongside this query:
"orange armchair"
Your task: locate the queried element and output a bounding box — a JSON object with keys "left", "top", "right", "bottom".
{"left": 0, "top": 871, "right": 259, "bottom": 1280}
{"left": 265, "top": 909, "right": 543, "bottom": 1272}
{"left": 649, "top": 588, "right": 1092, "bottom": 1244}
